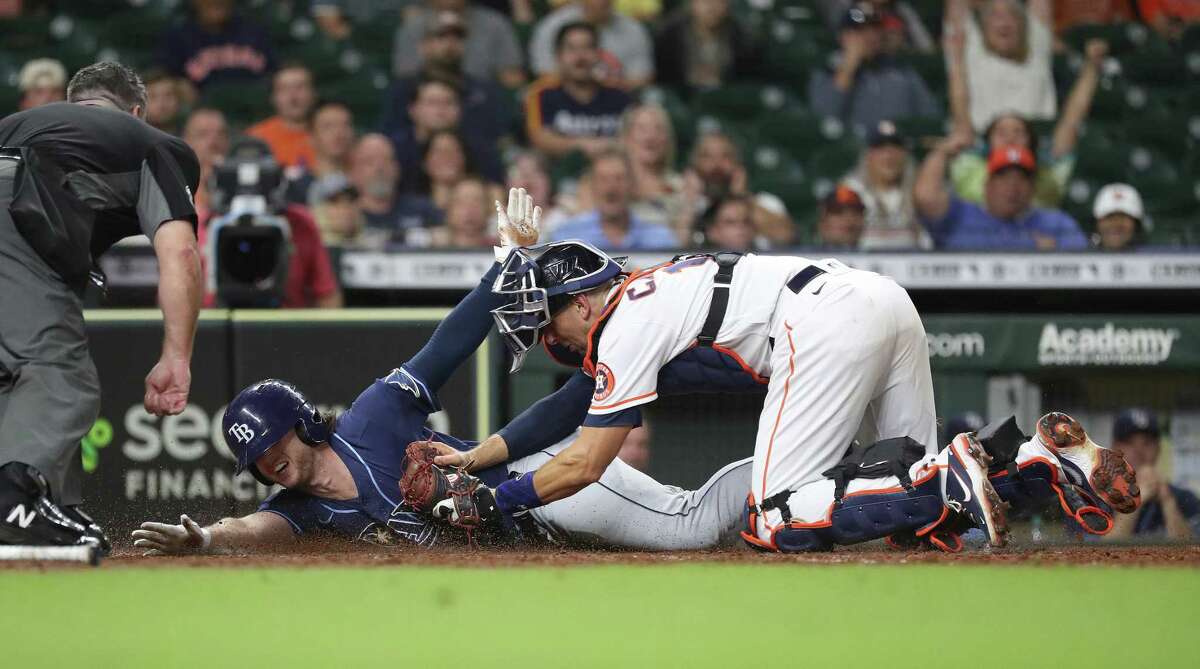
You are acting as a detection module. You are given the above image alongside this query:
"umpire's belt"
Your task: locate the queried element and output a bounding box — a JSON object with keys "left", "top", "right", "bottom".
{"left": 786, "top": 265, "right": 827, "bottom": 294}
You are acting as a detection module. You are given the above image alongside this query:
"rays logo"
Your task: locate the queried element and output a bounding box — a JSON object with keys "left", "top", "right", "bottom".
{"left": 228, "top": 423, "right": 256, "bottom": 444}
{"left": 593, "top": 363, "right": 615, "bottom": 402}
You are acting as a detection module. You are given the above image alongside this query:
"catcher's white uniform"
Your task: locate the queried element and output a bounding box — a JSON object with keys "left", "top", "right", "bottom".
{"left": 581, "top": 254, "right": 937, "bottom": 545}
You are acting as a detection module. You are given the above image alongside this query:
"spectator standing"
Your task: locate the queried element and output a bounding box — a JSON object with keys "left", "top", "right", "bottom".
{"left": 158, "top": 0, "right": 276, "bottom": 91}
{"left": 430, "top": 177, "right": 498, "bottom": 248}
{"left": 1092, "top": 183, "right": 1147, "bottom": 251}
{"left": 914, "top": 141, "right": 1087, "bottom": 250}
{"left": 391, "top": 75, "right": 503, "bottom": 193}
{"left": 525, "top": 21, "right": 632, "bottom": 159}
{"left": 1104, "top": 409, "right": 1199, "bottom": 541}
{"left": 309, "top": 174, "right": 389, "bottom": 249}
{"left": 841, "top": 120, "right": 931, "bottom": 249}
{"left": 551, "top": 148, "right": 678, "bottom": 250}
{"left": 696, "top": 194, "right": 758, "bottom": 252}
{"left": 380, "top": 12, "right": 512, "bottom": 148}
{"left": 946, "top": 0, "right": 1056, "bottom": 132}
{"left": 654, "top": 0, "right": 762, "bottom": 91}
{"left": 181, "top": 107, "right": 230, "bottom": 217}
{"left": 284, "top": 100, "right": 357, "bottom": 206}
{"left": 678, "top": 130, "right": 794, "bottom": 246}
{"left": 144, "top": 69, "right": 186, "bottom": 135}
{"left": 818, "top": 0, "right": 937, "bottom": 54}
{"left": 392, "top": 0, "right": 525, "bottom": 89}
{"left": 16, "top": 58, "right": 66, "bottom": 111}
{"left": 947, "top": 26, "right": 1107, "bottom": 206}
{"left": 815, "top": 185, "right": 868, "bottom": 249}
{"left": 530, "top": 0, "right": 656, "bottom": 89}
{"left": 246, "top": 64, "right": 317, "bottom": 169}
{"left": 347, "top": 133, "right": 441, "bottom": 241}
{"left": 808, "top": 3, "right": 940, "bottom": 134}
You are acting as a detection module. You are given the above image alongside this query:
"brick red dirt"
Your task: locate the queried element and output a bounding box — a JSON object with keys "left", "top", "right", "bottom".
{"left": 6, "top": 542, "right": 1200, "bottom": 570}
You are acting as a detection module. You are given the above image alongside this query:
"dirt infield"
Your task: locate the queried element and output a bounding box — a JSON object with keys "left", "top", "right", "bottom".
{"left": 6, "top": 541, "right": 1198, "bottom": 570}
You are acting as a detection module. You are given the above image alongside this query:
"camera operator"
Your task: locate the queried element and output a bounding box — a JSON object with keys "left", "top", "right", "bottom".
{"left": 198, "top": 137, "right": 341, "bottom": 309}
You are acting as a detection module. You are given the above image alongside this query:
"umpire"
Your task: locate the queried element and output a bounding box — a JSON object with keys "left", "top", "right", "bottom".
{"left": 0, "top": 63, "right": 202, "bottom": 550}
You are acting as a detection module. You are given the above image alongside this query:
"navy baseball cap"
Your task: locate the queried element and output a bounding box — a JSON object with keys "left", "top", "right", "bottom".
{"left": 867, "top": 120, "right": 907, "bottom": 148}
{"left": 841, "top": 3, "right": 881, "bottom": 30}
{"left": 1112, "top": 408, "right": 1160, "bottom": 442}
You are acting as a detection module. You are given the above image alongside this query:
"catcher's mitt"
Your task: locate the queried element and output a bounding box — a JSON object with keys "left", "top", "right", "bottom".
{"left": 398, "top": 441, "right": 501, "bottom": 540}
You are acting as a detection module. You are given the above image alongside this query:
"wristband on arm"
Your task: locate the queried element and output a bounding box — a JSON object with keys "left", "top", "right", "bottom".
{"left": 494, "top": 472, "right": 544, "bottom": 515}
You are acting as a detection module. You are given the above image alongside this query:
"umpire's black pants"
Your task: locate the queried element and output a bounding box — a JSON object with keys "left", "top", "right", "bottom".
{"left": 0, "top": 158, "right": 100, "bottom": 506}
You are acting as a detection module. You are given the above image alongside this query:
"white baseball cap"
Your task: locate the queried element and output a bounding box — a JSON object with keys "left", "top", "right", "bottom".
{"left": 1093, "top": 183, "right": 1144, "bottom": 221}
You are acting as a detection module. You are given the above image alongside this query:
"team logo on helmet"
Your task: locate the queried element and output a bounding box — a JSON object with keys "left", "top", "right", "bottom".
{"left": 593, "top": 363, "right": 615, "bottom": 402}
{"left": 228, "top": 423, "right": 256, "bottom": 444}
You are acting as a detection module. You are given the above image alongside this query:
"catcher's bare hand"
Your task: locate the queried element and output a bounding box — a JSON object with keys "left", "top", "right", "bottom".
{"left": 496, "top": 186, "right": 541, "bottom": 248}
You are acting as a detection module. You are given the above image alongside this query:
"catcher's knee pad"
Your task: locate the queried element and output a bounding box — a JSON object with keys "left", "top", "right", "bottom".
{"left": 744, "top": 476, "right": 948, "bottom": 553}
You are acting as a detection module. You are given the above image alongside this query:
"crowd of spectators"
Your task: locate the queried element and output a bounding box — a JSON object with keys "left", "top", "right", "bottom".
{"left": 4, "top": 0, "right": 1200, "bottom": 306}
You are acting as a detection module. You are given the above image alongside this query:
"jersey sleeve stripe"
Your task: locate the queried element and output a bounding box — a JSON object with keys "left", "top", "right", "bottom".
{"left": 590, "top": 390, "right": 658, "bottom": 411}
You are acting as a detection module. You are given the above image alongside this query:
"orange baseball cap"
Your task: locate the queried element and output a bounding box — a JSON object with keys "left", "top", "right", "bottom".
{"left": 986, "top": 145, "right": 1036, "bottom": 176}
{"left": 822, "top": 184, "right": 865, "bottom": 212}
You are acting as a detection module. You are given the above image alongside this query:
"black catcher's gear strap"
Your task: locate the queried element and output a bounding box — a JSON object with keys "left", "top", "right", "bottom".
{"left": 821, "top": 437, "right": 929, "bottom": 505}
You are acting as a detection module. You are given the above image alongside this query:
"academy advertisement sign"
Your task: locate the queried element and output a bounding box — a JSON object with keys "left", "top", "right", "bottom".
{"left": 921, "top": 316, "right": 1199, "bottom": 372}
{"left": 81, "top": 311, "right": 487, "bottom": 537}
{"left": 1037, "top": 322, "right": 1181, "bottom": 366}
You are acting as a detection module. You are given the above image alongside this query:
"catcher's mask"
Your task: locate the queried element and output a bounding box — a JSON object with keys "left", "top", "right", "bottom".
{"left": 491, "top": 240, "right": 625, "bottom": 373}
{"left": 222, "top": 379, "right": 333, "bottom": 485}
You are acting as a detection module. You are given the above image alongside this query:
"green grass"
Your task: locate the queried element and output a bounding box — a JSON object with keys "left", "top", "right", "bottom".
{"left": 3, "top": 564, "right": 1195, "bottom": 668}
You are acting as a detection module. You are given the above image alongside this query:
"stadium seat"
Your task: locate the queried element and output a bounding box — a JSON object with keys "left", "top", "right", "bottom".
{"left": 805, "top": 139, "right": 862, "bottom": 180}
{"left": 898, "top": 52, "right": 947, "bottom": 97}
{"left": 1073, "top": 135, "right": 1128, "bottom": 183}
{"left": 692, "top": 83, "right": 800, "bottom": 125}
{"left": 756, "top": 110, "right": 845, "bottom": 159}
{"left": 320, "top": 70, "right": 389, "bottom": 129}
{"left": 0, "top": 15, "right": 53, "bottom": 51}
{"left": 1062, "top": 22, "right": 1159, "bottom": 57}
{"left": 1120, "top": 48, "right": 1184, "bottom": 87}
{"left": 199, "top": 79, "right": 274, "bottom": 129}
{"left": 282, "top": 37, "right": 348, "bottom": 81}
{"left": 99, "top": 10, "right": 171, "bottom": 55}
{"left": 1123, "top": 105, "right": 1193, "bottom": 161}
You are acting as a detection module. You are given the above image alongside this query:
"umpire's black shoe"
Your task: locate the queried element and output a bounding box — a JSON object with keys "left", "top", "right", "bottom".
{"left": 63, "top": 505, "right": 112, "bottom": 555}
{"left": 0, "top": 463, "right": 100, "bottom": 548}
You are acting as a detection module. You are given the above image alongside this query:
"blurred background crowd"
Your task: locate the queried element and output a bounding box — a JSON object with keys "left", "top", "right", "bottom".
{"left": 6, "top": 0, "right": 1200, "bottom": 290}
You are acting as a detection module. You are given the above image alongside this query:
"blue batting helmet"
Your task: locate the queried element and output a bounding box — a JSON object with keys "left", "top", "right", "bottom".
{"left": 222, "top": 379, "right": 333, "bottom": 485}
{"left": 491, "top": 240, "right": 624, "bottom": 373}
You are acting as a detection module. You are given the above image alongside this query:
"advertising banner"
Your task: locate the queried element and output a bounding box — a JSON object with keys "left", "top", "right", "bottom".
{"left": 923, "top": 316, "right": 1200, "bottom": 372}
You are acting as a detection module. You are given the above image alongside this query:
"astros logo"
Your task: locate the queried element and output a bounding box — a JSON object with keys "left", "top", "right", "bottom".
{"left": 593, "top": 363, "right": 615, "bottom": 402}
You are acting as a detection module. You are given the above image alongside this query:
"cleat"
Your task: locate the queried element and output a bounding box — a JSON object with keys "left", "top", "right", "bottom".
{"left": 945, "top": 433, "right": 1010, "bottom": 547}
{"left": 0, "top": 463, "right": 100, "bottom": 549}
{"left": 1036, "top": 412, "right": 1140, "bottom": 515}
{"left": 63, "top": 505, "right": 112, "bottom": 556}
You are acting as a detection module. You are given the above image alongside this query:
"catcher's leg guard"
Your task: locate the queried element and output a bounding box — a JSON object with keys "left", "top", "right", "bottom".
{"left": 742, "top": 469, "right": 949, "bottom": 553}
